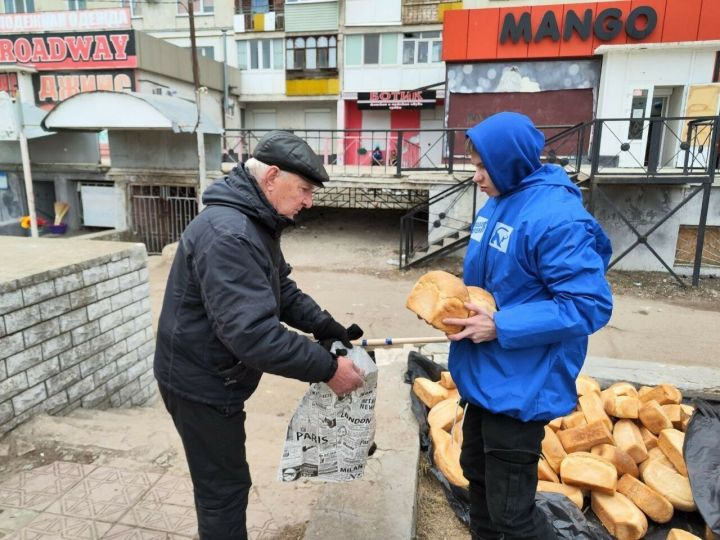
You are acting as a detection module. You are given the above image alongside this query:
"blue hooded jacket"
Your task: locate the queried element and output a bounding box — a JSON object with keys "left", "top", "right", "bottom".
{"left": 449, "top": 112, "right": 613, "bottom": 422}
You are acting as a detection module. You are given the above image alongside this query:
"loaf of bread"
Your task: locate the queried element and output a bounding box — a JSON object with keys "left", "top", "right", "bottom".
{"left": 466, "top": 285, "right": 497, "bottom": 313}
{"left": 542, "top": 425, "right": 567, "bottom": 474}
{"left": 430, "top": 427, "right": 468, "bottom": 488}
{"left": 557, "top": 420, "right": 614, "bottom": 453}
{"left": 608, "top": 396, "right": 640, "bottom": 419}
{"left": 438, "top": 371, "right": 456, "bottom": 390}
{"left": 412, "top": 377, "right": 449, "bottom": 408}
{"left": 657, "top": 428, "right": 687, "bottom": 476}
{"left": 537, "top": 480, "right": 584, "bottom": 509}
{"left": 616, "top": 473, "right": 674, "bottom": 524}
{"left": 560, "top": 452, "right": 617, "bottom": 494}
{"left": 538, "top": 457, "right": 560, "bottom": 483}
{"left": 576, "top": 374, "right": 601, "bottom": 396}
{"left": 427, "top": 398, "right": 464, "bottom": 431}
{"left": 591, "top": 491, "right": 648, "bottom": 540}
{"left": 667, "top": 529, "right": 702, "bottom": 540}
{"left": 639, "top": 426, "right": 658, "bottom": 450}
{"left": 641, "top": 460, "right": 696, "bottom": 512}
{"left": 639, "top": 384, "right": 682, "bottom": 405}
{"left": 406, "top": 271, "right": 471, "bottom": 333}
{"left": 613, "top": 419, "right": 649, "bottom": 464}
{"left": 639, "top": 446, "right": 677, "bottom": 476}
{"left": 639, "top": 400, "right": 674, "bottom": 435}
{"left": 579, "top": 392, "right": 613, "bottom": 432}
{"left": 451, "top": 418, "right": 463, "bottom": 447}
{"left": 562, "top": 411, "right": 588, "bottom": 430}
{"left": 591, "top": 444, "right": 639, "bottom": 478}
{"left": 608, "top": 381, "right": 639, "bottom": 397}
{"left": 547, "top": 417, "right": 563, "bottom": 432}
{"left": 661, "top": 404, "right": 682, "bottom": 425}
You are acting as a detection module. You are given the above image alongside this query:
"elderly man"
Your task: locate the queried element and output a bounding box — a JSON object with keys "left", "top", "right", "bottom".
{"left": 154, "top": 130, "right": 365, "bottom": 540}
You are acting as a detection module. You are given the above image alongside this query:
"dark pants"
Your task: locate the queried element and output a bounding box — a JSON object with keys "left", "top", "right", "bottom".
{"left": 460, "top": 404, "right": 556, "bottom": 540}
{"left": 159, "top": 385, "right": 251, "bottom": 540}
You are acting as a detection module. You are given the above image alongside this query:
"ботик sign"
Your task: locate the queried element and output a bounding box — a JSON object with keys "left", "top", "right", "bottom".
{"left": 358, "top": 91, "right": 436, "bottom": 110}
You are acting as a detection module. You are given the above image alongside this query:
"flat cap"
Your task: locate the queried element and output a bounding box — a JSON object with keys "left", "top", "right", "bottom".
{"left": 253, "top": 130, "right": 329, "bottom": 187}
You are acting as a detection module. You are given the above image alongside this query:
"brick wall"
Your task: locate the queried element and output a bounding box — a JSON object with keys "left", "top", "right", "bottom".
{"left": 0, "top": 244, "right": 156, "bottom": 437}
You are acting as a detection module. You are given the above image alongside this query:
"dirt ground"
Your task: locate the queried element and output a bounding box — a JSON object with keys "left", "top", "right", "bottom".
{"left": 2, "top": 207, "right": 719, "bottom": 539}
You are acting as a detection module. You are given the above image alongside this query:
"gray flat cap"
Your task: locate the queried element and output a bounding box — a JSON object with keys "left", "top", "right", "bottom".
{"left": 253, "top": 130, "right": 329, "bottom": 187}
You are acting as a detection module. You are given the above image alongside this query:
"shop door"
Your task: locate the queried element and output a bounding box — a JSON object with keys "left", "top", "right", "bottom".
{"left": 677, "top": 84, "right": 720, "bottom": 168}
{"left": 618, "top": 87, "right": 652, "bottom": 168}
{"left": 305, "top": 109, "right": 332, "bottom": 158}
{"left": 644, "top": 94, "right": 669, "bottom": 172}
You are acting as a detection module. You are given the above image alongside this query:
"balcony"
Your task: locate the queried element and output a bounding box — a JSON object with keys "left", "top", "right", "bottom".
{"left": 233, "top": 7, "right": 284, "bottom": 32}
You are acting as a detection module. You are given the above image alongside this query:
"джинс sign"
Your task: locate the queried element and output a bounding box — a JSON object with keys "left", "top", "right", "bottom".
{"left": 0, "top": 30, "right": 136, "bottom": 71}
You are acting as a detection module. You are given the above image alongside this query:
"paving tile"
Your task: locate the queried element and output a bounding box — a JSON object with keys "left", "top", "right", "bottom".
{"left": 101, "top": 524, "right": 194, "bottom": 539}
{"left": 0, "top": 462, "right": 93, "bottom": 511}
{"left": 45, "top": 467, "right": 161, "bottom": 523}
{"left": 2, "top": 512, "right": 112, "bottom": 539}
{"left": 246, "top": 490, "right": 281, "bottom": 540}
{"left": 119, "top": 475, "right": 196, "bottom": 537}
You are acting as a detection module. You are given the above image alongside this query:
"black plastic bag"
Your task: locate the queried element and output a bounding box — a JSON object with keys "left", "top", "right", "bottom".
{"left": 535, "top": 492, "right": 613, "bottom": 540}
{"left": 685, "top": 399, "right": 720, "bottom": 535}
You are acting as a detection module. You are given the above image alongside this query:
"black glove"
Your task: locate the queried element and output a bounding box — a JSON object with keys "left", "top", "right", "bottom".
{"left": 314, "top": 315, "right": 364, "bottom": 350}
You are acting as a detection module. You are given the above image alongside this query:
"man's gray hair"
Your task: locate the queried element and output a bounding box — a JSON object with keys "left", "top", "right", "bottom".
{"left": 245, "top": 157, "right": 271, "bottom": 181}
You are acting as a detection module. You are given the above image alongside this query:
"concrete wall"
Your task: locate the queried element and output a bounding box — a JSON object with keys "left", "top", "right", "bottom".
{"left": 0, "top": 238, "right": 156, "bottom": 438}
{"left": 108, "top": 131, "right": 222, "bottom": 171}
{"left": 346, "top": 0, "right": 401, "bottom": 26}
{"left": 28, "top": 133, "right": 101, "bottom": 165}
{"left": 593, "top": 184, "right": 720, "bottom": 274}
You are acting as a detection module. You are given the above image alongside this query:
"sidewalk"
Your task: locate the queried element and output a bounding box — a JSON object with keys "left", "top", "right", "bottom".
{"left": 0, "top": 346, "right": 421, "bottom": 540}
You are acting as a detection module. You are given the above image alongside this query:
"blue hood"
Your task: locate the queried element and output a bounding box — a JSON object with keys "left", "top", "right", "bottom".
{"left": 467, "top": 112, "right": 559, "bottom": 195}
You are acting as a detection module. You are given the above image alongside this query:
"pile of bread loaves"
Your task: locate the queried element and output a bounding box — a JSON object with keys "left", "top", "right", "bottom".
{"left": 413, "top": 371, "right": 707, "bottom": 540}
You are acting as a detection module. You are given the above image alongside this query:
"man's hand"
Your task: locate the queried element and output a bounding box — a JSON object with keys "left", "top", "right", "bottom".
{"left": 314, "top": 317, "right": 364, "bottom": 349}
{"left": 443, "top": 302, "right": 497, "bottom": 343}
{"left": 326, "top": 356, "right": 365, "bottom": 397}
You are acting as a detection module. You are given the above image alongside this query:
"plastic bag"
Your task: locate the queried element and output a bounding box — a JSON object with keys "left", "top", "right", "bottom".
{"left": 535, "top": 492, "right": 613, "bottom": 540}
{"left": 278, "top": 342, "right": 378, "bottom": 482}
{"left": 685, "top": 399, "right": 720, "bottom": 535}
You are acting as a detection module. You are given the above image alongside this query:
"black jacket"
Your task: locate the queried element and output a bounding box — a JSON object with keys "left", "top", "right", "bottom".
{"left": 154, "top": 165, "right": 336, "bottom": 405}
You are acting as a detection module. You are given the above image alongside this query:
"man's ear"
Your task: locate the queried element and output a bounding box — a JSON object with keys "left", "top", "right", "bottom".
{"left": 264, "top": 165, "right": 282, "bottom": 191}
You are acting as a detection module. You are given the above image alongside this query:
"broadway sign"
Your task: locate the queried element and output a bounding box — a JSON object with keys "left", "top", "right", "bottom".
{"left": 0, "top": 30, "right": 136, "bottom": 71}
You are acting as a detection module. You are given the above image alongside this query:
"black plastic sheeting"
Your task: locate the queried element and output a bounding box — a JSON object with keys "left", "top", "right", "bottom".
{"left": 406, "top": 351, "right": 712, "bottom": 539}
{"left": 685, "top": 399, "right": 720, "bottom": 535}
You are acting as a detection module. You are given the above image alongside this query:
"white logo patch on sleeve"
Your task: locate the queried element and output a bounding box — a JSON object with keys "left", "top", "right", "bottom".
{"left": 471, "top": 216, "right": 489, "bottom": 242}
{"left": 489, "top": 222, "right": 514, "bottom": 253}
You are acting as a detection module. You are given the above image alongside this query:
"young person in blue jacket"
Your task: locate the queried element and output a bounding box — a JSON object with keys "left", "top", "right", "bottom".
{"left": 443, "top": 112, "right": 613, "bottom": 539}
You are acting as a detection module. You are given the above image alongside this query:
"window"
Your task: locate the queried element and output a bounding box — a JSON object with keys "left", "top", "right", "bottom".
{"left": 363, "top": 35, "right": 379, "bottom": 65}
{"left": 120, "top": 0, "right": 141, "bottom": 17}
{"left": 4, "top": 0, "right": 34, "bottom": 12}
{"left": 286, "top": 35, "right": 336, "bottom": 71}
{"left": 238, "top": 39, "right": 283, "bottom": 70}
{"left": 66, "top": 0, "right": 85, "bottom": 10}
{"left": 628, "top": 89, "right": 648, "bottom": 140}
{"left": 177, "top": 0, "right": 214, "bottom": 15}
{"left": 251, "top": 0, "right": 269, "bottom": 13}
{"left": 402, "top": 32, "right": 442, "bottom": 64}
{"left": 197, "top": 46, "right": 215, "bottom": 59}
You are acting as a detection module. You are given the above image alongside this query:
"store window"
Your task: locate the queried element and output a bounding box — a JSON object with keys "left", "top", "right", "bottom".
{"left": 120, "top": 0, "right": 142, "bottom": 17}
{"left": 4, "top": 0, "right": 34, "bottom": 12}
{"left": 238, "top": 39, "right": 283, "bottom": 70}
{"left": 402, "top": 32, "right": 442, "bottom": 65}
{"left": 713, "top": 52, "right": 720, "bottom": 83}
{"left": 177, "top": 0, "right": 214, "bottom": 15}
{"left": 286, "top": 36, "right": 337, "bottom": 70}
{"left": 66, "top": 0, "right": 85, "bottom": 10}
{"left": 628, "top": 89, "right": 648, "bottom": 140}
